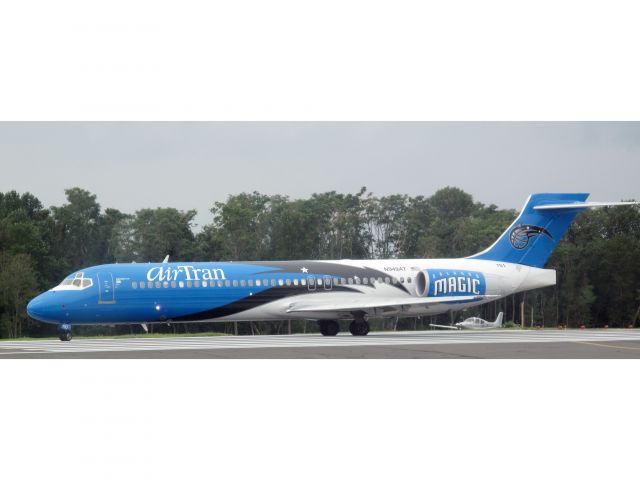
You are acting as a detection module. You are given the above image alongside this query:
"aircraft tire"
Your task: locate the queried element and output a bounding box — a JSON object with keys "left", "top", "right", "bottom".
{"left": 349, "top": 320, "right": 370, "bottom": 336}
{"left": 319, "top": 320, "right": 340, "bottom": 336}
{"left": 59, "top": 331, "right": 73, "bottom": 342}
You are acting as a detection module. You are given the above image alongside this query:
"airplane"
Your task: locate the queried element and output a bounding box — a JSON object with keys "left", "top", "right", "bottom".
{"left": 27, "top": 193, "right": 638, "bottom": 341}
{"left": 430, "top": 312, "right": 503, "bottom": 330}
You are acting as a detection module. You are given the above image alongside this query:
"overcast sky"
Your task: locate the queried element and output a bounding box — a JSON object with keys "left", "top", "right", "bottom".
{"left": 1, "top": 122, "right": 638, "bottom": 228}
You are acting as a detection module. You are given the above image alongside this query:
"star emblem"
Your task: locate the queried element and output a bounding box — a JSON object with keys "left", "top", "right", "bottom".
{"left": 300, "top": 267, "right": 309, "bottom": 274}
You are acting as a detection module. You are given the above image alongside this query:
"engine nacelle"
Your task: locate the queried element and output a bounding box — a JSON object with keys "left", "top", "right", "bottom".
{"left": 415, "top": 269, "right": 487, "bottom": 297}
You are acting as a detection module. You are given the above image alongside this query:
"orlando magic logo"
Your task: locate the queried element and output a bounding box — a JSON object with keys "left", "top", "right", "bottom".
{"left": 509, "top": 224, "right": 553, "bottom": 250}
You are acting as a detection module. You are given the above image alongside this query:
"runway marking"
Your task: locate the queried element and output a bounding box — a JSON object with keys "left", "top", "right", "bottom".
{"left": 574, "top": 341, "right": 640, "bottom": 351}
{"left": 3, "top": 330, "right": 640, "bottom": 355}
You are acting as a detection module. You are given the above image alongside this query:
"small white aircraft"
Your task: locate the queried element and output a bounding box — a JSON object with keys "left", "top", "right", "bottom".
{"left": 430, "top": 312, "right": 504, "bottom": 330}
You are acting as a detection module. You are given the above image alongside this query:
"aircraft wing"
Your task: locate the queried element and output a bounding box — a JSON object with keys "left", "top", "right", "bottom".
{"left": 428, "top": 324, "right": 460, "bottom": 330}
{"left": 286, "top": 294, "right": 497, "bottom": 314}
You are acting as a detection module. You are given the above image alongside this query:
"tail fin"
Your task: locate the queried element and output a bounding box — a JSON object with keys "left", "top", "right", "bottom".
{"left": 469, "top": 193, "right": 590, "bottom": 268}
{"left": 495, "top": 312, "right": 503, "bottom": 327}
{"left": 469, "top": 193, "right": 639, "bottom": 267}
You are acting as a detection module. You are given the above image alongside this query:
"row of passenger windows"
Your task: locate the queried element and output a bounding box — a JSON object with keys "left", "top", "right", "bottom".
{"left": 131, "top": 276, "right": 413, "bottom": 290}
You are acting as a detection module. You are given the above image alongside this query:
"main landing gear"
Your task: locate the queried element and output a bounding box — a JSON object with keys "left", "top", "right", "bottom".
{"left": 349, "top": 320, "right": 370, "bottom": 336}
{"left": 349, "top": 311, "right": 370, "bottom": 336}
{"left": 58, "top": 324, "right": 73, "bottom": 342}
{"left": 318, "top": 312, "right": 371, "bottom": 337}
{"left": 318, "top": 320, "right": 340, "bottom": 336}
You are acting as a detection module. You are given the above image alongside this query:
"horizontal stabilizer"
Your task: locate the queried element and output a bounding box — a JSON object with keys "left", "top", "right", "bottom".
{"left": 534, "top": 201, "right": 638, "bottom": 210}
{"left": 286, "top": 294, "right": 498, "bottom": 314}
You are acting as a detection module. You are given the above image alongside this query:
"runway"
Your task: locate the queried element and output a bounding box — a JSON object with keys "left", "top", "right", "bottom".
{"left": 2, "top": 329, "right": 640, "bottom": 358}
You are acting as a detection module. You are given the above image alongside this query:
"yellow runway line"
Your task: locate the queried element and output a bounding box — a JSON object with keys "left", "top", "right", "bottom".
{"left": 575, "top": 341, "right": 640, "bottom": 351}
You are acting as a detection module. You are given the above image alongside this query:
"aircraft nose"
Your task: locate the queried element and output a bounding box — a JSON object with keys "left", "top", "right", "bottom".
{"left": 27, "top": 293, "right": 52, "bottom": 322}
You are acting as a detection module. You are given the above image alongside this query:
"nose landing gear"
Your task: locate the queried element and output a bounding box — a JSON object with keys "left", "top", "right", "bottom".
{"left": 58, "top": 324, "right": 73, "bottom": 342}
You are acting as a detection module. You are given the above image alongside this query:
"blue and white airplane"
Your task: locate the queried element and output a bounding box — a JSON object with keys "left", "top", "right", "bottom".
{"left": 27, "top": 193, "right": 638, "bottom": 341}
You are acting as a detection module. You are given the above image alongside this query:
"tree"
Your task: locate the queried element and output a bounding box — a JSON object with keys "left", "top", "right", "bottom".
{"left": 50, "top": 188, "right": 102, "bottom": 270}
{"left": 112, "top": 208, "right": 197, "bottom": 262}
{"left": 200, "top": 192, "right": 271, "bottom": 261}
{"left": 0, "top": 253, "right": 39, "bottom": 338}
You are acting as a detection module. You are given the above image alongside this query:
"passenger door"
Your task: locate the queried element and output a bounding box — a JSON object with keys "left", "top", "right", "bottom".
{"left": 98, "top": 272, "right": 116, "bottom": 304}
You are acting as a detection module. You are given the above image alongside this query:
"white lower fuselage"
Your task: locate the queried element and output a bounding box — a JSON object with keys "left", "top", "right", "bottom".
{"left": 222, "top": 258, "right": 555, "bottom": 322}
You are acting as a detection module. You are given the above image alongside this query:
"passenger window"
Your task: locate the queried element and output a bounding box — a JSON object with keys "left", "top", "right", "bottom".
{"left": 301, "top": 279, "right": 307, "bottom": 286}
{"left": 248, "top": 280, "right": 254, "bottom": 287}
{"left": 348, "top": 278, "right": 353, "bottom": 285}
{"left": 354, "top": 277, "right": 361, "bottom": 284}
{"left": 293, "top": 279, "right": 299, "bottom": 286}
{"left": 240, "top": 280, "right": 246, "bottom": 287}
{"left": 225, "top": 280, "right": 231, "bottom": 287}
{"left": 256, "top": 279, "right": 262, "bottom": 287}
{"left": 171, "top": 281, "right": 177, "bottom": 288}
{"left": 210, "top": 281, "right": 216, "bottom": 287}
{"left": 270, "top": 279, "right": 276, "bottom": 287}
{"left": 400, "top": 277, "right": 405, "bottom": 283}
{"left": 187, "top": 281, "right": 193, "bottom": 288}
{"left": 140, "top": 282, "right": 146, "bottom": 289}
{"left": 148, "top": 282, "right": 154, "bottom": 289}
{"left": 163, "top": 281, "right": 169, "bottom": 288}
{"left": 132, "top": 281, "right": 138, "bottom": 289}
{"left": 363, "top": 277, "right": 368, "bottom": 284}
{"left": 407, "top": 277, "right": 412, "bottom": 284}
{"left": 179, "top": 281, "right": 184, "bottom": 288}
{"left": 286, "top": 279, "right": 292, "bottom": 286}
{"left": 202, "top": 281, "right": 207, "bottom": 288}
{"left": 309, "top": 278, "right": 315, "bottom": 286}
{"left": 391, "top": 277, "right": 397, "bottom": 284}
{"left": 194, "top": 281, "right": 200, "bottom": 288}
{"left": 385, "top": 277, "right": 391, "bottom": 284}
{"left": 232, "top": 280, "right": 238, "bottom": 287}
{"left": 155, "top": 282, "right": 161, "bottom": 289}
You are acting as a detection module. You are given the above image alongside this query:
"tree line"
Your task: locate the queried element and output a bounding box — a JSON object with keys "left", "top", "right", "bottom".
{"left": 1, "top": 186, "right": 639, "bottom": 338}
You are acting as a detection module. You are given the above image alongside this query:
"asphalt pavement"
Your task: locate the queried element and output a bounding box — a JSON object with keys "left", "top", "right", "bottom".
{"left": 2, "top": 329, "right": 640, "bottom": 358}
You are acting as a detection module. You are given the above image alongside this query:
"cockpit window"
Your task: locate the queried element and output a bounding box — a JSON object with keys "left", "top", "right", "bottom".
{"left": 55, "top": 272, "right": 93, "bottom": 291}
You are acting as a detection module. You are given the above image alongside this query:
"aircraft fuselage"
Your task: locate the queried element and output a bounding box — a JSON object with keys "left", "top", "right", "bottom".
{"left": 27, "top": 258, "right": 555, "bottom": 326}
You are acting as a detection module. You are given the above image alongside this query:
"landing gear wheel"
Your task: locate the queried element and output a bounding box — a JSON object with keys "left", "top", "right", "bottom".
{"left": 59, "top": 331, "right": 73, "bottom": 342}
{"left": 349, "top": 320, "right": 370, "bottom": 336}
{"left": 318, "top": 320, "right": 340, "bottom": 336}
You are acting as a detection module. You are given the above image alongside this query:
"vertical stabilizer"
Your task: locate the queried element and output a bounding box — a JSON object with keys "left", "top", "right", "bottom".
{"left": 469, "top": 193, "right": 590, "bottom": 268}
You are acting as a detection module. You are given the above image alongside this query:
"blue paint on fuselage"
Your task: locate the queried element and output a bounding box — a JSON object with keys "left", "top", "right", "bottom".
{"left": 26, "top": 262, "right": 335, "bottom": 326}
